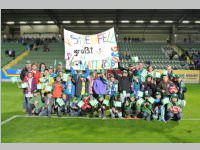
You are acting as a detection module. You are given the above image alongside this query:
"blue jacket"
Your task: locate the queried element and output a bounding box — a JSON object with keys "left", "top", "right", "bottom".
{"left": 63, "top": 81, "right": 75, "bottom": 97}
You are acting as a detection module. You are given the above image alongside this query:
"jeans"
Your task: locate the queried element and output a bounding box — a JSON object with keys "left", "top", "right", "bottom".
{"left": 166, "top": 112, "right": 182, "bottom": 121}
{"left": 70, "top": 109, "right": 80, "bottom": 116}
{"left": 39, "top": 106, "right": 52, "bottom": 117}
{"left": 143, "top": 112, "right": 151, "bottom": 121}
{"left": 80, "top": 108, "right": 94, "bottom": 117}
{"left": 124, "top": 109, "right": 133, "bottom": 117}
{"left": 152, "top": 105, "right": 165, "bottom": 121}
{"left": 98, "top": 108, "right": 106, "bottom": 118}
{"left": 110, "top": 109, "right": 122, "bottom": 118}
{"left": 25, "top": 97, "right": 33, "bottom": 116}
{"left": 120, "top": 93, "right": 130, "bottom": 103}
{"left": 23, "top": 95, "right": 27, "bottom": 110}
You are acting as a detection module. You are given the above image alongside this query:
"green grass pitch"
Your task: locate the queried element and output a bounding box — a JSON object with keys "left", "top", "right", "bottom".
{"left": 1, "top": 82, "right": 200, "bottom": 143}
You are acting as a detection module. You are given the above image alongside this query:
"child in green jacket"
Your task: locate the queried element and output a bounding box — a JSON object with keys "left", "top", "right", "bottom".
{"left": 124, "top": 93, "right": 138, "bottom": 119}
{"left": 110, "top": 93, "right": 122, "bottom": 119}
{"left": 97, "top": 95, "right": 107, "bottom": 119}
{"left": 31, "top": 90, "right": 44, "bottom": 115}
{"left": 166, "top": 94, "right": 183, "bottom": 122}
{"left": 141, "top": 94, "right": 153, "bottom": 121}
{"left": 152, "top": 92, "right": 166, "bottom": 122}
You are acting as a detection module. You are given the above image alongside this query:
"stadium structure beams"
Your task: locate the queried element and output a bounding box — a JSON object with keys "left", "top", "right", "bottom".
{"left": 2, "top": 9, "right": 200, "bottom": 35}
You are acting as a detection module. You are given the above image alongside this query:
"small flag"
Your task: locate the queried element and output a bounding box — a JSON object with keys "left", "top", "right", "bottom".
{"left": 54, "top": 59, "right": 57, "bottom": 67}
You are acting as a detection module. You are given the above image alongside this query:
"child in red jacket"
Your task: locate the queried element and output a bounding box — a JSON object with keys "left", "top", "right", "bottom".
{"left": 31, "top": 63, "right": 40, "bottom": 84}
{"left": 80, "top": 93, "right": 94, "bottom": 117}
{"left": 52, "top": 75, "right": 64, "bottom": 99}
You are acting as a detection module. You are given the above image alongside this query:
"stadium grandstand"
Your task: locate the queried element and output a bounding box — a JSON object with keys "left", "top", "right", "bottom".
{"left": 1, "top": 10, "right": 200, "bottom": 72}
{"left": 2, "top": 9, "right": 200, "bottom": 143}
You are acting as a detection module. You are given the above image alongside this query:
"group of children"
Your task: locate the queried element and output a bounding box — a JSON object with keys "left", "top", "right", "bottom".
{"left": 19, "top": 60, "right": 187, "bottom": 122}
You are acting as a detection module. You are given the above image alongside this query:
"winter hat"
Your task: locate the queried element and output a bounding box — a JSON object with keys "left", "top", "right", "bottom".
{"left": 155, "top": 92, "right": 161, "bottom": 95}
{"left": 26, "top": 60, "right": 31, "bottom": 64}
{"left": 130, "top": 93, "right": 136, "bottom": 98}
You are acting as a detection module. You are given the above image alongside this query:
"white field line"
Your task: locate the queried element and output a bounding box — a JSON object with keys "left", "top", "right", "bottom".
{"left": 1, "top": 115, "right": 18, "bottom": 125}
{"left": 1, "top": 115, "right": 200, "bottom": 126}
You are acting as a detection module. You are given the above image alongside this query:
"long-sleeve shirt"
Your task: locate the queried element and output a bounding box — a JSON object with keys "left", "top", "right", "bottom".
{"left": 112, "top": 70, "right": 133, "bottom": 93}
{"left": 93, "top": 77, "right": 108, "bottom": 95}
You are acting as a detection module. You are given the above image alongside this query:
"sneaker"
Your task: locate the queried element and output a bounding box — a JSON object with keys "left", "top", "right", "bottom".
{"left": 134, "top": 116, "right": 139, "bottom": 120}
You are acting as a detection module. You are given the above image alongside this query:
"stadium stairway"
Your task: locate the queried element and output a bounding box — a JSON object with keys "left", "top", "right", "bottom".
{"left": 1, "top": 42, "right": 27, "bottom": 68}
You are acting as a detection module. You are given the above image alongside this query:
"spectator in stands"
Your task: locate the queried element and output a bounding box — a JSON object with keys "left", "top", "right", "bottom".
{"left": 43, "top": 43, "right": 50, "bottom": 52}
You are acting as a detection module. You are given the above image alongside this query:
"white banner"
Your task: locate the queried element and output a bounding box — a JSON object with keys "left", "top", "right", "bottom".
{"left": 64, "top": 27, "right": 119, "bottom": 70}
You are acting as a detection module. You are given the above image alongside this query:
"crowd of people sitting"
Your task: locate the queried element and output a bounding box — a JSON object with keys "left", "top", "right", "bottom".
{"left": 19, "top": 60, "right": 187, "bottom": 122}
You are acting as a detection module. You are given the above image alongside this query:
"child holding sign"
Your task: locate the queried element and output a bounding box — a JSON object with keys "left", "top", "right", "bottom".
{"left": 141, "top": 94, "right": 153, "bottom": 121}
{"left": 124, "top": 95, "right": 134, "bottom": 119}
{"left": 110, "top": 93, "right": 123, "bottom": 119}
{"left": 39, "top": 92, "right": 54, "bottom": 117}
{"left": 39, "top": 69, "right": 54, "bottom": 96}
{"left": 152, "top": 92, "right": 166, "bottom": 122}
{"left": 80, "top": 93, "right": 94, "bottom": 117}
{"left": 31, "top": 90, "right": 43, "bottom": 115}
{"left": 166, "top": 94, "right": 183, "bottom": 122}
{"left": 52, "top": 75, "right": 64, "bottom": 99}
{"left": 107, "top": 74, "right": 118, "bottom": 106}
{"left": 97, "top": 95, "right": 108, "bottom": 119}
{"left": 70, "top": 97, "right": 81, "bottom": 116}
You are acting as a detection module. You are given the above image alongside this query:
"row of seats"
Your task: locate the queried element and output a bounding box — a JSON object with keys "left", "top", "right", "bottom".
{"left": 118, "top": 42, "right": 188, "bottom": 70}
{"left": 11, "top": 43, "right": 65, "bottom": 69}
{"left": 3, "top": 41, "right": 198, "bottom": 70}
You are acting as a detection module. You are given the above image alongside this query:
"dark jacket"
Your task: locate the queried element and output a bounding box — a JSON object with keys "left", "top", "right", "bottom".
{"left": 118, "top": 62, "right": 137, "bottom": 76}
{"left": 73, "top": 74, "right": 89, "bottom": 97}
{"left": 143, "top": 82, "right": 156, "bottom": 97}
{"left": 20, "top": 67, "right": 28, "bottom": 81}
{"left": 157, "top": 81, "right": 173, "bottom": 97}
{"left": 112, "top": 70, "right": 133, "bottom": 93}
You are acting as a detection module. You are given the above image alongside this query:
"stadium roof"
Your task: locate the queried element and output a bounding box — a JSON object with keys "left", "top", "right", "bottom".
{"left": 2, "top": 9, "right": 200, "bottom": 34}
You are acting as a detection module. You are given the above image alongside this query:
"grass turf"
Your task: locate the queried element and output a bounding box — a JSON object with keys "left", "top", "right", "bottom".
{"left": 1, "top": 82, "right": 200, "bottom": 143}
